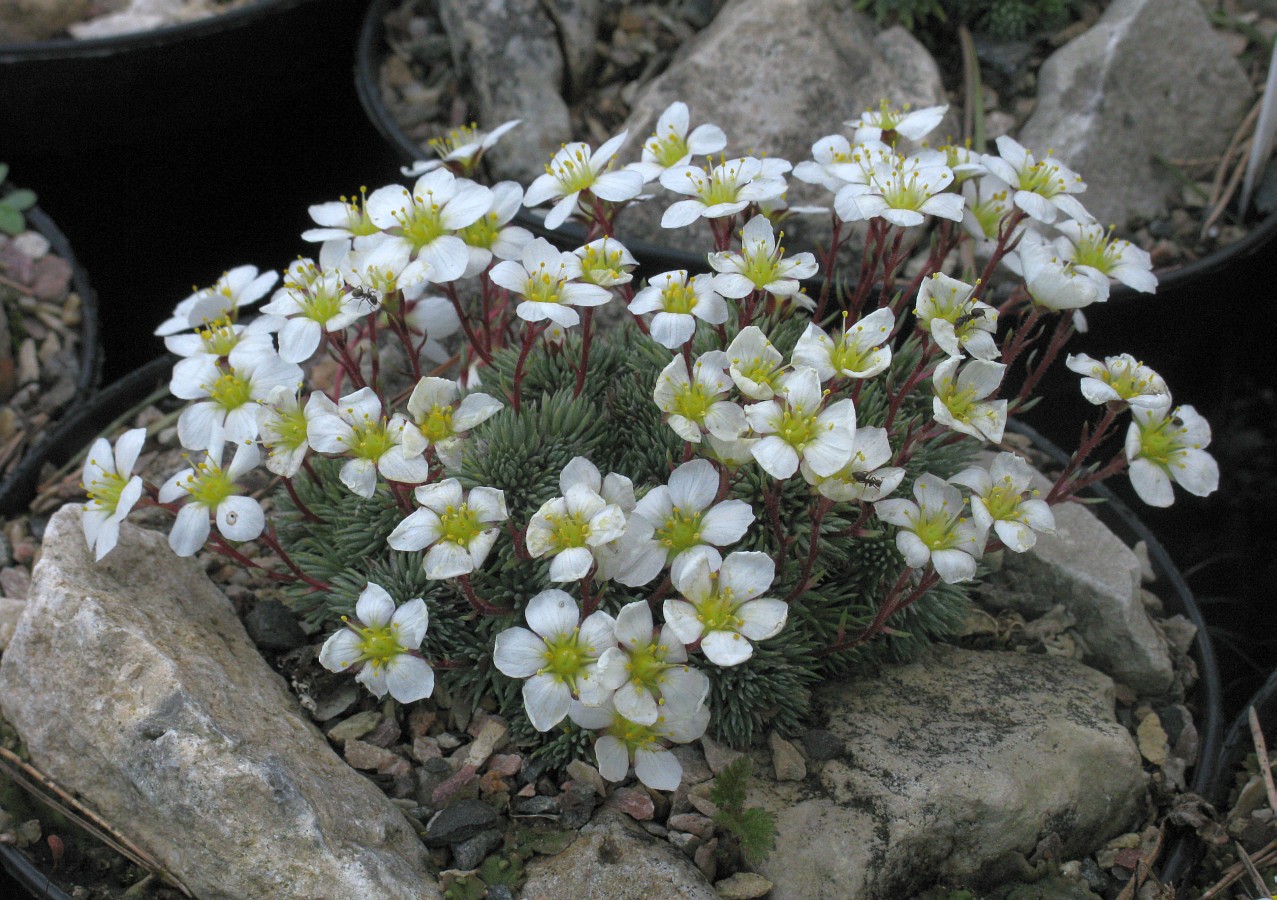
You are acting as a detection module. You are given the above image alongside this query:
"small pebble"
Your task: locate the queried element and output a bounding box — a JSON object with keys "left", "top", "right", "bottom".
{"left": 0, "top": 566, "right": 31, "bottom": 600}
{"left": 700, "top": 735, "right": 742, "bottom": 774}
{"left": 769, "top": 732, "right": 806, "bottom": 781}
{"left": 801, "top": 729, "right": 845, "bottom": 761}
{"left": 343, "top": 739, "right": 400, "bottom": 771}
{"left": 607, "top": 786, "right": 654, "bottom": 821}
{"left": 412, "top": 735, "right": 443, "bottom": 763}
{"left": 565, "top": 759, "right": 607, "bottom": 798}
{"left": 667, "top": 830, "right": 700, "bottom": 855}
{"left": 510, "top": 795, "right": 560, "bottom": 817}
{"left": 326, "top": 709, "right": 382, "bottom": 743}
{"left": 486, "top": 753, "right": 522, "bottom": 778}
{"left": 432, "top": 764, "right": 479, "bottom": 807}
{"left": 693, "top": 837, "right": 717, "bottom": 881}
{"left": 667, "top": 813, "right": 714, "bottom": 839}
{"left": 450, "top": 828, "right": 503, "bottom": 870}
{"left": 714, "top": 872, "right": 774, "bottom": 899}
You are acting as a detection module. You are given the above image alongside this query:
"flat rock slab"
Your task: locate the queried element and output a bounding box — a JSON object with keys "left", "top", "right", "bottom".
{"left": 752, "top": 646, "right": 1145, "bottom": 898}
{"left": 0, "top": 505, "right": 440, "bottom": 900}
{"left": 520, "top": 808, "right": 716, "bottom": 899}
{"left": 1019, "top": 0, "right": 1252, "bottom": 227}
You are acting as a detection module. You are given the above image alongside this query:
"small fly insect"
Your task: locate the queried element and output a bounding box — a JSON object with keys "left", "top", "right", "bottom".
{"left": 351, "top": 286, "right": 382, "bottom": 313}
{"left": 853, "top": 471, "right": 883, "bottom": 489}
{"left": 953, "top": 307, "right": 987, "bottom": 330}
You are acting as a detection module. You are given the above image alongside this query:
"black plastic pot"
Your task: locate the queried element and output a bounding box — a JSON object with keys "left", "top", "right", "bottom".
{"left": 0, "top": 0, "right": 370, "bottom": 160}
{"left": 355, "top": 0, "right": 1277, "bottom": 296}
{"left": 0, "top": 203, "right": 102, "bottom": 518}
{"left": 1009, "top": 421, "right": 1224, "bottom": 895}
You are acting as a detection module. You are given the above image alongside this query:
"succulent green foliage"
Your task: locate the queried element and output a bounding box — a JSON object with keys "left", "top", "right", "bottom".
{"left": 710, "top": 757, "right": 777, "bottom": 866}
{"left": 856, "top": 0, "right": 1075, "bottom": 39}
{"left": 0, "top": 164, "right": 37, "bottom": 237}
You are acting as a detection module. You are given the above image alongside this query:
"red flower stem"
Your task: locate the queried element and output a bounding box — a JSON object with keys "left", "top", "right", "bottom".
{"left": 259, "top": 526, "right": 332, "bottom": 592}
{"left": 511, "top": 322, "right": 547, "bottom": 413}
{"left": 459, "top": 574, "right": 515, "bottom": 616}
{"left": 574, "top": 307, "right": 595, "bottom": 398}
{"left": 815, "top": 214, "right": 845, "bottom": 322}
{"left": 971, "top": 209, "right": 1027, "bottom": 304}
{"left": 847, "top": 219, "right": 886, "bottom": 318}
{"left": 282, "top": 477, "right": 323, "bottom": 523}
{"left": 444, "top": 283, "right": 493, "bottom": 365}
{"left": 1012, "top": 314, "right": 1076, "bottom": 409}
{"left": 329, "top": 332, "right": 367, "bottom": 389}
{"left": 580, "top": 569, "right": 601, "bottom": 619}
{"left": 784, "top": 496, "right": 833, "bottom": 602}
{"left": 1046, "top": 405, "right": 1121, "bottom": 504}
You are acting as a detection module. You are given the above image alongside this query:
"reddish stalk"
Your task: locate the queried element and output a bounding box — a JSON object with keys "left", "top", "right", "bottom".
{"left": 511, "top": 322, "right": 547, "bottom": 413}
{"left": 459, "top": 575, "right": 515, "bottom": 616}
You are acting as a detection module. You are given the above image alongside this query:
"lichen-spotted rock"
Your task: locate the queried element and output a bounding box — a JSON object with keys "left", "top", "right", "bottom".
{"left": 0, "top": 504, "right": 439, "bottom": 900}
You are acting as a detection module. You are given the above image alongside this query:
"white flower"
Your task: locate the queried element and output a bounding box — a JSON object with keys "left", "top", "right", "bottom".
{"left": 665, "top": 551, "right": 787, "bottom": 666}
{"left": 337, "top": 238, "right": 421, "bottom": 300}
{"left": 400, "top": 376, "right": 503, "bottom": 469}
{"left": 489, "top": 237, "right": 612, "bottom": 329}
{"left": 524, "top": 132, "right": 645, "bottom": 230}
{"left": 1013, "top": 231, "right": 1103, "bottom": 311}
{"left": 154, "top": 265, "right": 279, "bottom": 337}
{"left": 950, "top": 452, "right": 1055, "bottom": 552}
{"left": 982, "top": 136, "right": 1092, "bottom": 225}
{"left": 623, "top": 458, "right": 756, "bottom": 586}
{"left": 1065, "top": 353, "right": 1170, "bottom": 409}
{"left": 596, "top": 601, "right": 711, "bottom": 725}
{"left": 163, "top": 315, "right": 276, "bottom": 370}
{"left": 575, "top": 237, "right": 638, "bottom": 287}
{"left": 455, "top": 181, "right": 534, "bottom": 278}
{"left": 940, "top": 143, "right": 988, "bottom": 183}
{"left": 387, "top": 479, "right": 508, "bottom": 579}
{"left": 797, "top": 136, "right": 894, "bottom": 195}
{"left": 402, "top": 119, "right": 522, "bottom": 177}
{"left": 931, "top": 357, "right": 1008, "bottom": 443}
{"left": 791, "top": 307, "right": 895, "bottom": 381}
{"left": 318, "top": 583, "right": 434, "bottom": 703}
{"left": 259, "top": 269, "right": 365, "bottom": 363}
{"left": 158, "top": 438, "right": 265, "bottom": 557}
{"left": 628, "top": 270, "right": 727, "bottom": 349}
{"left": 960, "top": 176, "right": 1017, "bottom": 250}
{"left": 835, "top": 149, "right": 963, "bottom": 227}
{"left": 170, "top": 342, "right": 303, "bottom": 451}
{"left": 746, "top": 367, "right": 857, "bottom": 480}
{"left": 801, "top": 426, "right": 904, "bottom": 503}
{"left": 725, "top": 326, "right": 787, "bottom": 400}
{"left": 847, "top": 101, "right": 947, "bottom": 144}
{"left": 659, "top": 157, "right": 789, "bottom": 229}
{"left": 255, "top": 386, "right": 326, "bottom": 477}
{"left": 627, "top": 102, "right": 727, "bottom": 184}
{"left": 406, "top": 294, "right": 464, "bottom": 364}
{"left": 1053, "top": 221, "right": 1157, "bottom": 297}
{"left": 708, "top": 215, "right": 818, "bottom": 300}
{"left": 875, "top": 473, "right": 985, "bottom": 583}
{"left": 306, "top": 387, "right": 429, "bottom": 497}
{"left": 653, "top": 350, "right": 746, "bottom": 444}
{"left": 302, "top": 188, "right": 383, "bottom": 244}
{"left": 492, "top": 589, "right": 618, "bottom": 731}
{"left": 569, "top": 696, "right": 711, "bottom": 791}
{"left": 1125, "top": 404, "right": 1219, "bottom": 508}
{"left": 365, "top": 168, "right": 494, "bottom": 283}
{"left": 81, "top": 428, "right": 146, "bottom": 561}
{"left": 524, "top": 457, "right": 631, "bottom": 582}
{"left": 914, "top": 273, "right": 999, "bottom": 361}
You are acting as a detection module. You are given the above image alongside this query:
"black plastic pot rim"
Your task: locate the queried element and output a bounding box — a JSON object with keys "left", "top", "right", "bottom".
{"left": 0, "top": 203, "right": 103, "bottom": 518}
{"left": 354, "top": 0, "right": 1277, "bottom": 295}
{"left": 0, "top": 0, "right": 318, "bottom": 60}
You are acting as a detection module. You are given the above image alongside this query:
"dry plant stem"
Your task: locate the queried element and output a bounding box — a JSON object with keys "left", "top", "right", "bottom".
{"left": 443, "top": 282, "right": 493, "bottom": 365}
{"left": 389, "top": 481, "right": 415, "bottom": 514}
{"left": 1046, "top": 405, "right": 1121, "bottom": 504}
{"left": 1203, "top": 133, "right": 1254, "bottom": 239}
{"left": 1207, "top": 96, "right": 1263, "bottom": 218}
{"left": 1237, "top": 841, "right": 1272, "bottom": 897}
{"left": 1249, "top": 705, "right": 1277, "bottom": 816}
{"left": 574, "top": 306, "right": 595, "bottom": 398}
{"left": 0, "top": 748, "right": 194, "bottom": 898}
{"left": 0, "top": 272, "right": 34, "bottom": 296}
{"left": 1202, "top": 836, "right": 1277, "bottom": 898}
{"left": 580, "top": 568, "right": 601, "bottom": 618}
{"left": 458, "top": 574, "right": 514, "bottom": 616}
{"left": 1112, "top": 825, "right": 1165, "bottom": 900}
{"left": 510, "top": 322, "right": 547, "bottom": 413}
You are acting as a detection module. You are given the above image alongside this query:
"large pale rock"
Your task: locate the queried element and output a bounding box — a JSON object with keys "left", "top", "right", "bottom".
{"left": 614, "top": 0, "right": 953, "bottom": 249}
{"left": 438, "top": 0, "right": 572, "bottom": 184}
{"left": 753, "top": 646, "right": 1145, "bottom": 898}
{"left": 0, "top": 0, "right": 91, "bottom": 42}
{"left": 1018, "top": 0, "right": 1253, "bottom": 228}
{"left": 520, "top": 808, "right": 716, "bottom": 899}
{"left": 0, "top": 505, "right": 440, "bottom": 900}
{"left": 982, "top": 466, "right": 1175, "bottom": 695}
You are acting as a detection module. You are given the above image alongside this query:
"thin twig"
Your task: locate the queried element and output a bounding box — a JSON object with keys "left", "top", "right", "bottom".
{"left": 1237, "top": 840, "right": 1271, "bottom": 897}
{"left": 1249, "top": 705, "right": 1277, "bottom": 817}
{"left": 1202, "top": 135, "right": 1254, "bottom": 239}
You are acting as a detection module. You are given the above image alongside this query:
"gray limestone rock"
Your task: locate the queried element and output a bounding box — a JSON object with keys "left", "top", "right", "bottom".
{"left": 0, "top": 505, "right": 439, "bottom": 900}
{"left": 1018, "top": 0, "right": 1253, "bottom": 228}
{"left": 752, "top": 646, "right": 1146, "bottom": 898}
{"left": 519, "top": 808, "right": 716, "bottom": 899}
{"left": 614, "top": 0, "right": 953, "bottom": 250}
{"left": 437, "top": 0, "right": 573, "bottom": 184}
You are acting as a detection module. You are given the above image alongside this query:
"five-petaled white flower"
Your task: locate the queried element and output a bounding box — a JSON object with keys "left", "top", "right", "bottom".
{"left": 1125, "top": 404, "right": 1219, "bottom": 508}
{"left": 318, "top": 583, "right": 435, "bottom": 703}
{"left": 575, "top": 237, "right": 638, "bottom": 287}
{"left": 403, "top": 119, "right": 522, "bottom": 177}
{"left": 81, "top": 428, "right": 146, "bottom": 561}
{"left": 746, "top": 367, "right": 857, "bottom": 480}
{"left": 489, "top": 237, "right": 612, "bottom": 329}
{"left": 708, "top": 215, "right": 818, "bottom": 301}
{"left": 302, "top": 188, "right": 382, "bottom": 245}
{"left": 847, "top": 101, "right": 947, "bottom": 144}
{"left": 1053, "top": 221, "right": 1157, "bottom": 299}
{"left": 524, "top": 132, "right": 645, "bottom": 230}
{"left": 950, "top": 452, "right": 1055, "bottom": 552}
{"left": 306, "top": 387, "right": 429, "bottom": 497}
{"left": 158, "top": 436, "right": 265, "bottom": 557}
{"left": 400, "top": 376, "right": 503, "bottom": 469}
{"left": 802, "top": 426, "right": 904, "bottom": 503}
{"left": 914, "top": 273, "right": 999, "bottom": 361}
{"left": 259, "top": 269, "right": 366, "bottom": 363}
{"left": 1065, "top": 353, "right": 1170, "bottom": 409}
{"left": 628, "top": 270, "right": 727, "bottom": 349}
{"left": 455, "top": 180, "right": 534, "bottom": 278}
{"left": 835, "top": 149, "right": 963, "bottom": 227}
{"left": 597, "top": 600, "right": 711, "bottom": 725}
{"left": 792, "top": 307, "right": 896, "bottom": 381}
{"left": 169, "top": 342, "right": 303, "bottom": 451}
{"left": 875, "top": 473, "right": 986, "bottom": 583}
{"left": 627, "top": 102, "right": 727, "bottom": 184}
{"left": 931, "top": 357, "right": 1008, "bottom": 443}
{"left": 653, "top": 350, "right": 746, "bottom": 444}
{"left": 665, "top": 550, "right": 787, "bottom": 666}
{"left": 154, "top": 265, "right": 279, "bottom": 337}
{"left": 255, "top": 385, "right": 325, "bottom": 477}
{"left": 365, "top": 168, "right": 494, "bottom": 284}
{"left": 659, "top": 156, "right": 789, "bottom": 229}
{"left": 492, "top": 589, "right": 618, "bottom": 731}
{"left": 568, "top": 696, "right": 711, "bottom": 791}
{"left": 524, "top": 457, "right": 632, "bottom": 582}
{"left": 1011, "top": 231, "right": 1103, "bottom": 312}
{"left": 982, "top": 136, "right": 1092, "bottom": 225}
{"left": 387, "top": 479, "right": 508, "bottom": 579}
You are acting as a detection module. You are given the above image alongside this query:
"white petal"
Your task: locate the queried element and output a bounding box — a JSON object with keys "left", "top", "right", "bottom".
{"left": 698, "top": 500, "right": 754, "bottom": 545}
{"left": 634, "top": 747, "right": 682, "bottom": 791}
{"left": 719, "top": 551, "right": 774, "bottom": 601}
{"left": 356, "top": 583, "right": 396, "bottom": 627}
{"left": 736, "top": 598, "right": 787, "bottom": 640}
{"left": 595, "top": 735, "right": 630, "bottom": 782}
{"left": 319, "top": 628, "right": 363, "bottom": 673}
{"left": 1129, "top": 458, "right": 1175, "bottom": 507}
{"left": 614, "top": 601, "right": 655, "bottom": 650}
{"left": 523, "top": 674, "right": 571, "bottom": 731}
{"left": 493, "top": 627, "right": 548, "bottom": 678}
{"left": 701, "top": 630, "right": 753, "bottom": 666}
{"left": 550, "top": 546, "right": 596, "bottom": 582}
{"left": 385, "top": 654, "right": 436, "bottom": 703}
{"left": 525, "top": 588, "right": 579, "bottom": 639}
{"left": 169, "top": 504, "right": 210, "bottom": 557}
{"left": 662, "top": 599, "right": 704, "bottom": 644}
{"left": 387, "top": 508, "right": 442, "bottom": 551}
{"left": 216, "top": 496, "right": 265, "bottom": 542}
